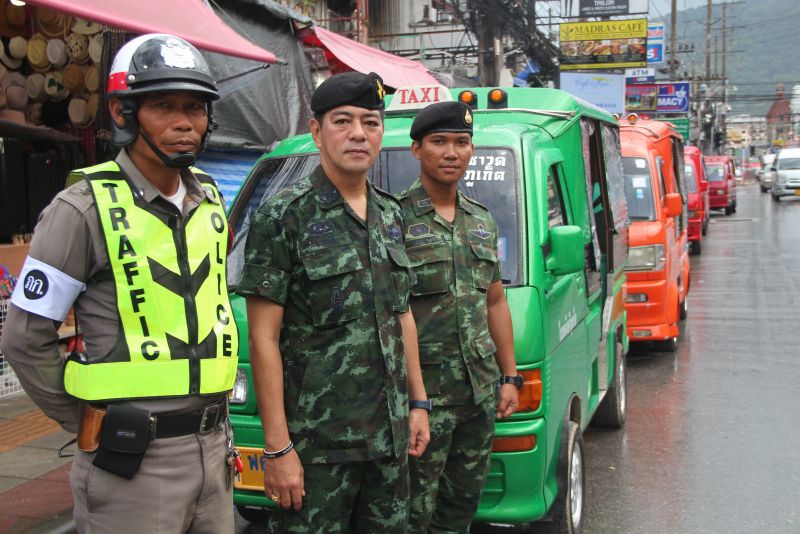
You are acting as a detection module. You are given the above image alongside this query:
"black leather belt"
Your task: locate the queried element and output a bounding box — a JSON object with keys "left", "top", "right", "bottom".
{"left": 149, "top": 401, "right": 226, "bottom": 439}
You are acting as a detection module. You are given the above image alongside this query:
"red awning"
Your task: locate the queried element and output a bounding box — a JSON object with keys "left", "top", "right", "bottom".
{"left": 306, "top": 26, "right": 438, "bottom": 89}
{"left": 24, "top": 0, "right": 278, "bottom": 64}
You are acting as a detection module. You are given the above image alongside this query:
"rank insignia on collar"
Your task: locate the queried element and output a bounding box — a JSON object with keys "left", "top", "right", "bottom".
{"left": 416, "top": 198, "right": 432, "bottom": 209}
{"left": 408, "top": 223, "right": 430, "bottom": 237}
{"left": 308, "top": 220, "right": 334, "bottom": 235}
{"left": 386, "top": 223, "right": 402, "bottom": 241}
{"left": 470, "top": 223, "right": 492, "bottom": 240}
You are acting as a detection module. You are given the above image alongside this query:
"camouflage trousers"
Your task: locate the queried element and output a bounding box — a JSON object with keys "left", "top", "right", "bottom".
{"left": 409, "top": 398, "right": 495, "bottom": 534}
{"left": 267, "top": 454, "right": 409, "bottom": 533}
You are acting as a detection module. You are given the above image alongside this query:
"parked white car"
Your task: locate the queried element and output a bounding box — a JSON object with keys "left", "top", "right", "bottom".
{"left": 771, "top": 148, "right": 800, "bottom": 201}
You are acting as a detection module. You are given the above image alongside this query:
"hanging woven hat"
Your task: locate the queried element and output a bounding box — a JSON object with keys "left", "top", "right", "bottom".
{"left": 44, "top": 70, "right": 69, "bottom": 101}
{"left": 63, "top": 63, "right": 86, "bottom": 93}
{"left": 0, "top": 2, "right": 27, "bottom": 39}
{"left": 26, "top": 72, "right": 46, "bottom": 102}
{"left": 8, "top": 36, "right": 26, "bottom": 59}
{"left": 0, "top": 108, "right": 26, "bottom": 124}
{"left": 1, "top": 69, "right": 23, "bottom": 90}
{"left": 46, "top": 38, "right": 68, "bottom": 68}
{"left": 27, "top": 34, "right": 52, "bottom": 72}
{"left": 71, "top": 18, "right": 102, "bottom": 36}
{"left": 36, "top": 7, "right": 72, "bottom": 39}
{"left": 0, "top": 62, "right": 6, "bottom": 82}
{"left": 0, "top": 88, "right": 6, "bottom": 109}
{"left": 84, "top": 64, "right": 99, "bottom": 93}
{"left": 86, "top": 92, "right": 98, "bottom": 123}
{"left": 6, "top": 82, "right": 27, "bottom": 110}
{"left": 65, "top": 32, "right": 89, "bottom": 64}
{"left": 88, "top": 33, "right": 103, "bottom": 64}
{"left": 0, "top": 41, "right": 21, "bottom": 69}
{"left": 26, "top": 101, "right": 43, "bottom": 125}
{"left": 68, "top": 96, "right": 92, "bottom": 127}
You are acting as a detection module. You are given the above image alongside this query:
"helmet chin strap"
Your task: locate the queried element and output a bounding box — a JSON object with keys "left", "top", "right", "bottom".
{"left": 139, "top": 130, "right": 197, "bottom": 169}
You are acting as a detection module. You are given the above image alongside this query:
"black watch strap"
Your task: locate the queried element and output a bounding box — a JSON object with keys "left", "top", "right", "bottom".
{"left": 409, "top": 399, "right": 433, "bottom": 412}
{"left": 499, "top": 375, "right": 524, "bottom": 390}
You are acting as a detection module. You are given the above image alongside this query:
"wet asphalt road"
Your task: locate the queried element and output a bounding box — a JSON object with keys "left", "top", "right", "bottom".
{"left": 236, "top": 183, "right": 800, "bottom": 534}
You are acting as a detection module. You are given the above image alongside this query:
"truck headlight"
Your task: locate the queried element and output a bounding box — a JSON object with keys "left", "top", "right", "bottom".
{"left": 716, "top": 189, "right": 726, "bottom": 194}
{"left": 231, "top": 368, "right": 248, "bottom": 404}
{"left": 625, "top": 244, "right": 665, "bottom": 272}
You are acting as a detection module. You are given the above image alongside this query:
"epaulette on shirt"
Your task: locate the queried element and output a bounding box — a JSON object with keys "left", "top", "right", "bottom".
{"left": 372, "top": 183, "right": 403, "bottom": 209}
{"left": 459, "top": 191, "right": 490, "bottom": 213}
{"left": 264, "top": 175, "right": 315, "bottom": 218}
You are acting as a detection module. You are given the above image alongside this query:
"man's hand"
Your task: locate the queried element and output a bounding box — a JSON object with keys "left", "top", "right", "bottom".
{"left": 496, "top": 384, "right": 519, "bottom": 419}
{"left": 408, "top": 408, "right": 430, "bottom": 457}
{"left": 263, "top": 449, "right": 305, "bottom": 510}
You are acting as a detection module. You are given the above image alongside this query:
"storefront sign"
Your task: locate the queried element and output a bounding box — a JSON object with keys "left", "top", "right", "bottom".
{"left": 559, "top": 19, "right": 647, "bottom": 70}
{"left": 667, "top": 116, "right": 691, "bottom": 140}
{"left": 561, "top": 0, "right": 648, "bottom": 17}
{"left": 647, "top": 22, "right": 665, "bottom": 65}
{"left": 656, "top": 82, "right": 690, "bottom": 113}
{"left": 625, "top": 68, "right": 655, "bottom": 84}
{"left": 561, "top": 72, "right": 625, "bottom": 114}
{"left": 625, "top": 83, "right": 657, "bottom": 112}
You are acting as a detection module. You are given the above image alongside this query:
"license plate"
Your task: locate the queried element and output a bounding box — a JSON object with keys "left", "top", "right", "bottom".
{"left": 234, "top": 446, "right": 266, "bottom": 491}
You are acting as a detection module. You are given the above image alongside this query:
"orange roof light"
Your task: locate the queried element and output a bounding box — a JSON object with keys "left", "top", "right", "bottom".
{"left": 487, "top": 88, "right": 508, "bottom": 109}
{"left": 627, "top": 113, "right": 639, "bottom": 124}
{"left": 458, "top": 90, "right": 478, "bottom": 108}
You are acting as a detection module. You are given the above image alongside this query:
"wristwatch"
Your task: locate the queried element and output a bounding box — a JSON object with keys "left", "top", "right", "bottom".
{"left": 499, "top": 375, "right": 524, "bottom": 390}
{"left": 409, "top": 399, "right": 433, "bottom": 412}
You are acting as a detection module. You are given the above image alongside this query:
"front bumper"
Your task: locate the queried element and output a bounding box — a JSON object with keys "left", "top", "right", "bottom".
{"left": 624, "top": 278, "right": 679, "bottom": 341}
{"left": 772, "top": 183, "right": 800, "bottom": 197}
{"left": 709, "top": 193, "right": 731, "bottom": 208}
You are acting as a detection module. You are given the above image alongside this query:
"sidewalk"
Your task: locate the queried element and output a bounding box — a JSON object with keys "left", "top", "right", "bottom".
{"left": 0, "top": 392, "right": 76, "bottom": 534}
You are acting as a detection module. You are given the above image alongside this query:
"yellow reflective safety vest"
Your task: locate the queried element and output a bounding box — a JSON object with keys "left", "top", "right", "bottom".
{"left": 63, "top": 161, "right": 239, "bottom": 401}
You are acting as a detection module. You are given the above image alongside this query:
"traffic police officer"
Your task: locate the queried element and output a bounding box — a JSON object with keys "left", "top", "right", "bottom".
{"left": 237, "top": 71, "right": 430, "bottom": 533}
{"left": 0, "top": 34, "right": 238, "bottom": 533}
{"left": 397, "top": 101, "right": 520, "bottom": 533}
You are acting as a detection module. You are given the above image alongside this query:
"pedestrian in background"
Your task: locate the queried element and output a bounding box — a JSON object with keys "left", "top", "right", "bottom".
{"left": 0, "top": 34, "right": 239, "bottom": 533}
{"left": 396, "top": 101, "right": 520, "bottom": 533}
{"left": 237, "top": 71, "right": 430, "bottom": 533}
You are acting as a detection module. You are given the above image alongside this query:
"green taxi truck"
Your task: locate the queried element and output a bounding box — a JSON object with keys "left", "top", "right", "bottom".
{"left": 225, "top": 86, "right": 629, "bottom": 532}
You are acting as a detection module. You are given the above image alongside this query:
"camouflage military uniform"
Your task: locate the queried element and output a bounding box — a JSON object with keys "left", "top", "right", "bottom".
{"left": 397, "top": 178, "right": 501, "bottom": 534}
{"left": 237, "top": 165, "right": 413, "bottom": 533}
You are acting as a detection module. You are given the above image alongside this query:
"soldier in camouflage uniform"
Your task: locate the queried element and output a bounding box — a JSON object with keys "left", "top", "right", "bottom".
{"left": 236, "top": 71, "right": 430, "bottom": 533}
{"left": 397, "top": 101, "right": 520, "bottom": 533}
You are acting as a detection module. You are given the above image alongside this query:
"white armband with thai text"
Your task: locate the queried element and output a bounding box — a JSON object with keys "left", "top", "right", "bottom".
{"left": 10, "top": 257, "right": 86, "bottom": 321}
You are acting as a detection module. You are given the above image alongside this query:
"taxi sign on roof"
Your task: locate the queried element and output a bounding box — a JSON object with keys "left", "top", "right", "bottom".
{"left": 386, "top": 85, "right": 452, "bottom": 113}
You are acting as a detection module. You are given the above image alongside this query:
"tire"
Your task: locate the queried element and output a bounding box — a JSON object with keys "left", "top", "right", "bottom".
{"left": 538, "top": 421, "right": 585, "bottom": 534}
{"left": 732, "top": 201, "right": 737, "bottom": 213}
{"left": 690, "top": 240, "right": 701, "bottom": 255}
{"left": 724, "top": 205, "right": 733, "bottom": 215}
{"left": 772, "top": 194, "right": 780, "bottom": 202}
{"left": 236, "top": 505, "right": 268, "bottom": 524}
{"left": 655, "top": 336, "right": 678, "bottom": 352}
{"left": 679, "top": 297, "right": 688, "bottom": 320}
{"left": 592, "top": 344, "right": 626, "bottom": 429}
{"left": 702, "top": 220, "right": 708, "bottom": 236}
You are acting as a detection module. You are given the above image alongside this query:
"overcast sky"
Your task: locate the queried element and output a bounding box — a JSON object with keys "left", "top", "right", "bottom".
{"left": 649, "top": 0, "right": 711, "bottom": 19}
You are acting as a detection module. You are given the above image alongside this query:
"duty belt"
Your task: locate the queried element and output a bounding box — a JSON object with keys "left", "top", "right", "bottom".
{"left": 149, "top": 401, "right": 227, "bottom": 439}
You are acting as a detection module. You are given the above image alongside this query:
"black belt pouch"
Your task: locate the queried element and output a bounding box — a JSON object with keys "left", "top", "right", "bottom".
{"left": 92, "top": 405, "right": 151, "bottom": 479}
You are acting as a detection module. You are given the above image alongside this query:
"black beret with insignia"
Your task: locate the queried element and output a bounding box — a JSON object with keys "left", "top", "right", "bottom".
{"left": 410, "top": 101, "right": 473, "bottom": 141}
{"left": 311, "top": 71, "right": 386, "bottom": 115}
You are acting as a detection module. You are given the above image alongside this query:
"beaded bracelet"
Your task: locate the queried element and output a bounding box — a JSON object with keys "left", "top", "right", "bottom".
{"left": 263, "top": 441, "right": 294, "bottom": 459}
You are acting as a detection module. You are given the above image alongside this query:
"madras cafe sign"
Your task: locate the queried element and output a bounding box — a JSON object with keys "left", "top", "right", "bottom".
{"left": 560, "top": 19, "right": 647, "bottom": 70}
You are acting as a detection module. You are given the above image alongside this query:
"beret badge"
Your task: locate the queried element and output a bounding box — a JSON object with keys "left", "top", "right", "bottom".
{"left": 464, "top": 109, "right": 473, "bottom": 125}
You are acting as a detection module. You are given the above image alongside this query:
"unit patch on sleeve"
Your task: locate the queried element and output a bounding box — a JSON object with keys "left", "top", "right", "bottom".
{"left": 11, "top": 256, "right": 86, "bottom": 321}
{"left": 408, "top": 223, "right": 431, "bottom": 237}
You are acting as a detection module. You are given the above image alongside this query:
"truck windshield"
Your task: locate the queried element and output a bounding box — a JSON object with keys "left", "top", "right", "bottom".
{"left": 777, "top": 157, "right": 800, "bottom": 170}
{"left": 684, "top": 164, "right": 698, "bottom": 192}
{"left": 623, "top": 157, "right": 655, "bottom": 221}
{"left": 706, "top": 163, "right": 725, "bottom": 181}
{"left": 227, "top": 148, "right": 521, "bottom": 287}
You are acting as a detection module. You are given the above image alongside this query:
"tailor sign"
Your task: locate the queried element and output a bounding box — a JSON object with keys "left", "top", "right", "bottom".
{"left": 561, "top": 0, "right": 648, "bottom": 17}
{"left": 656, "top": 82, "right": 690, "bottom": 113}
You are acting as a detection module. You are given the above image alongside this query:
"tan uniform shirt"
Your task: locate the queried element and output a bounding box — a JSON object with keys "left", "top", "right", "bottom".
{"left": 0, "top": 150, "right": 225, "bottom": 432}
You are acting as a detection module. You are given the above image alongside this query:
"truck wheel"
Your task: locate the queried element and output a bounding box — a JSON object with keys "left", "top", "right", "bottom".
{"left": 655, "top": 336, "right": 678, "bottom": 352}
{"left": 679, "top": 297, "right": 688, "bottom": 320}
{"left": 592, "top": 344, "right": 626, "bottom": 429}
{"left": 724, "top": 205, "right": 733, "bottom": 215}
{"left": 537, "top": 421, "right": 585, "bottom": 534}
{"left": 772, "top": 194, "right": 780, "bottom": 202}
{"left": 690, "top": 240, "right": 701, "bottom": 255}
{"left": 236, "top": 505, "right": 268, "bottom": 524}
{"left": 702, "top": 220, "right": 708, "bottom": 236}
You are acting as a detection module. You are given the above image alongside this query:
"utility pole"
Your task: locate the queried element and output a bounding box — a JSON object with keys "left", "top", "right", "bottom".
{"left": 670, "top": 0, "right": 677, "bottom": 81}
{"left": 722, "top": 1, "right": 727, "bottom": 81}
{"left": 714, "top": 35, "right": 719, "bottom": 79}
{"left": 705, "top": 0, "right": 712, "bottom": 80}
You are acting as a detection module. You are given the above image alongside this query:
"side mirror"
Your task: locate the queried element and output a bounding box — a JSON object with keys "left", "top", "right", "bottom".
{"left": 664, "top": 192, "right": 682, "bottom": 217}
{"left": 545, "top": 226, "right": 584, "bottom": 276}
